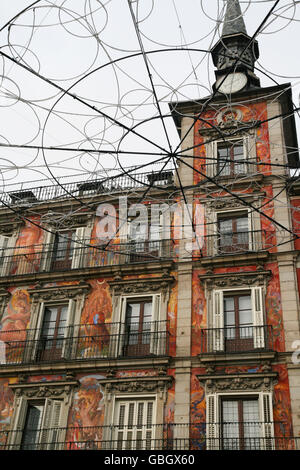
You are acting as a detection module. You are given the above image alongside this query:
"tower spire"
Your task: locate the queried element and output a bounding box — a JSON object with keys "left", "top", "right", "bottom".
{"left": 222, "top": 0, "right": 247, "bottom": 37}
{"left": 210, "top": 0, "right": 260, "bottom": 93}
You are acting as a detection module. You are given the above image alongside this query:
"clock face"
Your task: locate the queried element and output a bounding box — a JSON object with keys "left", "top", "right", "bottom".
{"left": 216, "top": 73, "right": 248, "bottom": 94}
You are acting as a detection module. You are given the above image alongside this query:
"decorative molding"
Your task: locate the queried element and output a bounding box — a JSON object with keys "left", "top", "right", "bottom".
{"left": 199, "top": 270, "right": 271, "bottom": 290}
{"left": 99, "top": 376, "right": 173, "bottom": 402}
{"left": 110, "top": 276, "right": 174, "bottom": 300}
{"left": 205, "top": 196, "right": 260, "bottom": 211}
{"left": 10, "top": 380, "right": 79, "bottom": 405}
{"left": 197, "top": 372, "right": 278, "bottom": 394}
{"left": 28, "top": 281, "right": 90, "bottom": 301}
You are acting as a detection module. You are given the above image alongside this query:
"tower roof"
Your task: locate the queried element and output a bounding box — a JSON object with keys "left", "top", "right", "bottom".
{"left": 222, "top": 0, "right": 247, "bottom": 37}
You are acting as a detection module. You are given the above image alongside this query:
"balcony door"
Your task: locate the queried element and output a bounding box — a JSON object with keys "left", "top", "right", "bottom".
{"left": 123, "top": 299, "right": 152, "bottom": 357}
{"left": 19, "top": 399, "right": 62, "bottom": 450}
{"left": 224, "top": 294, "right": 253, "bottom": 352}
{"left": 51, "top": 230, "right": 75, "bottom": 271}
{"left": 37, "top": 304, "right": 68, "bottom": 362}
{"left": 217, "top": 140, "right": 245, "bottom": 177}
{"left": 218, "top": 214, "right": 249, "bottom": 254}
{"left": 113, "top": 399, "right": 155, "bottom": 450}
{"left": 221, "top": 398, "right": 260, "bottom": 450}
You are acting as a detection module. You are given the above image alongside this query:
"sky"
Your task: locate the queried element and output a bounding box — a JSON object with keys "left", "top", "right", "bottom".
{"left": 0, "top": 0, "right": 299, "bottom": 190}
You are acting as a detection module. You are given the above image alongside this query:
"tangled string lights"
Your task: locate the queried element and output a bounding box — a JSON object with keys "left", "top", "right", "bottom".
{"left": 0, "top": 0, "right": 299, "bottom": 256}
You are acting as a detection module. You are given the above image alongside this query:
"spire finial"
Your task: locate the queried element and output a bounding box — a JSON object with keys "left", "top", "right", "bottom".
{"left": 222, "top": 0, "right": 247, "bottom": 37}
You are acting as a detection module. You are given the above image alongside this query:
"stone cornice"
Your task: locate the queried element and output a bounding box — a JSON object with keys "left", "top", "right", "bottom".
{"left": 9, "top": 379, "right": 79, "bottom": 404}
{"left": 0, "top": 261, "right": 175, "bottom": 287}
{"left": 199, "top": 269, "right": 271, "bottom": 289}
{"left": 110, "top": 275, "right": 175, "bottom": 296}
{"left": 28, "top": 281, "right": 90, "bottom": 301}
{"left": 197, "top": 372, "right": 278, "bottom": 393}
{"left": 98, "top": 375, "right": 173, "bottom": 397}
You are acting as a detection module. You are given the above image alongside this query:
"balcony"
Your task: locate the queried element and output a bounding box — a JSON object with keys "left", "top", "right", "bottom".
{"left": 0, "top": 321, "right": 169, "bottom": 366}
{"left": 1, "top": 423, "right": 298, "bottom": 450}
{"left": 200, "top": 325, "right": 274, "bottom": 354}
{"left": 201, "top": 230, "right": 275, "bottom": 257}
{"left": 0, "top": 239, "right": 174, "bottom": 278}
{"left": 1, "top": 170, "right": 174, "bottom": 207}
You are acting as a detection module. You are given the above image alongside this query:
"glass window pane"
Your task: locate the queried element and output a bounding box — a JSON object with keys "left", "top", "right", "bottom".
{"left": 222, "top": 401, "right": 239, "bottom": 450}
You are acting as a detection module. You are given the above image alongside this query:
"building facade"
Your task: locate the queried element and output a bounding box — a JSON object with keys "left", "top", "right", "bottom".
{"left": 0, "top": 0, "right": 299, "bottom": 451}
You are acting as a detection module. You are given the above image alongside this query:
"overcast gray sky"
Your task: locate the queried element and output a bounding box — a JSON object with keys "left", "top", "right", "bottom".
{"left": 0, "top": 0, "right": 299, "bottom": 188}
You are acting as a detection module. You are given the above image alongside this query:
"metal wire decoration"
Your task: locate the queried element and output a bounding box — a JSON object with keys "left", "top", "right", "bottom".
{"left": 0, "top": 0, "right": 299, "bottom": 258}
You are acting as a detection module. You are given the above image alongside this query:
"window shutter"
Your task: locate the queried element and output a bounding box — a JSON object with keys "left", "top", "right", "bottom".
{"left": 39, "top": 398, "right": 53, "bottom": 450}
{"left": 48, "top": 401, "right": 62, "bottom": 450}
{"left": 109, "top": 297, "right": 126, "bottom": 358}
{"left": 247, "top": 208, "right": 254, "bottom": 251}
{"left": 150, "top": 294, "right": 162, "bottom": 355}
{"left": 212, "top": 290, "right": 224, "bottom": 352}
{"left": 0, "top": 235, "right": 9, "bottom": 276}
{"left": 251, "top": 287, "right": 265, "bottom": 349}
{"left": 40, "top": 230, "right": 55, "bottom": 272}
{"left": 10, "top": 396, "right": 28, "bottom": 449}
{"left": 71, "top": 227, "right": 86, "bottom": 269}
{"left": 260, "top": 392, "right": 274, "bottom": 450}
{"left": 27, "top": 301, "right": 45, "bottom": 363}
{"left": 114, "top": 400, "right": 154, "bottom": 450}
{"left": 118, "top": 297, "right": 127, "bottom": 357}
{"left": 61, "top": 299, "right": 76, "bottom": 359}
{"left": 206, "top": 394, "right": 219, "bottom": 450}
{"left": 244, "top": 134, "right": 257, "bottom": 174}
{"left": 206, "top": 141, "right": 217, "bottom": 178}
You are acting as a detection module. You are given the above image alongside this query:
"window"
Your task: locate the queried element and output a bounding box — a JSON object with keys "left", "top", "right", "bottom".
{"left": 217, "top": 213, "right": 249, "bottom": 254}
{"left": 41, "top": 226, "right": 91, "bottom": 272}
{"left": 51, "top": 230, "right": 75, "bottom": 270}
{"left": 211, "top": 287, "right": 265, "bottom": 352}
{"left": 113, "top": 398, "right": 155, "bottom": 450}
{"left": 36, "top": 304, "right": 68, "bottom": 362}
{"left": 217, "top": 140, "right": 245, "bottom": 177}
{"left": 123, "top": 299, "right": 152, "bottom": 357}
{"left": 29, "top": 299, "right": 76, "bottom": 363}
{"left": 224, "top": 293, "right": 254, "bottom": 352}
{"left": 13, "top": 398, "right": 63, "bottom": 450}
{"left": 205, "top": 135, "right": 256, "bottom": 179}
{"left": 206, "top": 393, "right": 274, "bottom": 450}
{"left": 110, "top": 293, "right": 167, "bottom": 358}
{"left": 221, "top": 397, "right": 260, "bottom": 450}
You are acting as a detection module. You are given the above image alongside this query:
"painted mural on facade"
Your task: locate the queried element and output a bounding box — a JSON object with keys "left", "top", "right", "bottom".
{"left": 66, "top": 374, "right": 105, "bottom": 450}
{"left": 77, "top": 279, "right": 112, "bottom": 359}
{"left": 0, "top": 378, "right": 15, "bottom": 448}
{"left": 10, "top": 218, "right": 44, "bottom": 275}
{"left": 193, "top": 101, "right": 272, "bottom": 185}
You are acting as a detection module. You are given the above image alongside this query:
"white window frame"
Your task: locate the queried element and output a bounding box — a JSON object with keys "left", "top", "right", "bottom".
{"left": 110, "top": 394, "right": 157, "bottom": 450}
{"left": 213, "top": 208, "right": 254, "bottom": 255}
{"left": 40, "top": 226, "right": 92, "bottom": 272}
{"left": 210, "top": 286, "right": 266, "bottom": 352}
{"left": 110, "top": 293, "right": 164, "bottom": 358}
{"left": 205, "top": 134, "right": 256, "bottom": 179}
{"left": 206, "top": 391, "right": 274, "bottom": 450}
{"left": 9, "top": 397, "right": 65, "bottom": 450}
{"left": 25, "top": 295, "right": 84, "bottom": 363}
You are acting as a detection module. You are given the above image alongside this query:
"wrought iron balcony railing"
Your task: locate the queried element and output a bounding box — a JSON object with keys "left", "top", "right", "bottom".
{"left": 200, "top": 325, "right": 274, "bottom": 354}
{"left": 2, "top": 170, "right": 174, "bottom": 206}
{"left": 1, "top": 423, "right": 298, "bottom": 451}
{"left": 201, "top": 230, "right": 275, "bottom": 257}
{"left": 0, "top": 239, "right": 174, "bottom": 277}
{"left": 0, "top": 321, "right": 169, "bottom": 366}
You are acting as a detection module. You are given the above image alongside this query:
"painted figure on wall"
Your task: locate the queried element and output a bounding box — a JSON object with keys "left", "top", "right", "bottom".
{"left": 66, "top": 375, "right": 105, "bottom": 450}
{"left": 0, "top": 289, "right": 31, "bottom": 364}
{"left": 77, "top": 280, "right": 112, "bottom": 359}
{"left": 10, "top": 219, "right": 44, "bottom": 275}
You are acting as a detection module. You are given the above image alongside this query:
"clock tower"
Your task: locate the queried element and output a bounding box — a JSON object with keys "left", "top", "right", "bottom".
{"left": 211, "top": 0, "right": 260, "bottom": 94}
